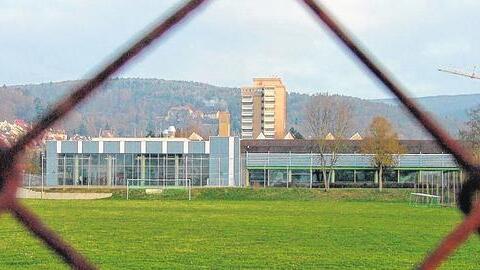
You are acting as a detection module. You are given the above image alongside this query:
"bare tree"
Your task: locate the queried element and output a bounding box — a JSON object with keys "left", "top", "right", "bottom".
{"left": 459, "top": 105, "right": 480, "bottom": 162}
{"left": 361, "top": 117, "right": 405, "bottom": 191}
{"left": 304, "top": 94, "right": 352, "bottom": 191}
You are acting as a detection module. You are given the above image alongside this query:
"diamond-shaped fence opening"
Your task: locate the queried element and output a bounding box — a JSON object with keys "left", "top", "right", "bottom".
{"left": 0, "top": 0, "right": 478, "bottom": 269}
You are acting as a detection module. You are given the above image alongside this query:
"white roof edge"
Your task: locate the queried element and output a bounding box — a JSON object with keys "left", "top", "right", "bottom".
{"left": 46, "top": 137, "right": 191, "bottom": 142}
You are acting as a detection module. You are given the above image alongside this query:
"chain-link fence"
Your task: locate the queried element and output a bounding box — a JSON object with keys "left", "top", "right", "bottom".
{"left": 0, "top": 0, "right": 478, "bottom": 269}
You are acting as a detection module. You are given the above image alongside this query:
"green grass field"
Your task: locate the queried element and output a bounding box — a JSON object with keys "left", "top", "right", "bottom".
{"left": 1, "top": 189, "right": 479, "bottom": 269}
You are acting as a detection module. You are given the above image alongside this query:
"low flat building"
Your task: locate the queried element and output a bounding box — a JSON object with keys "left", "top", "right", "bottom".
{"left": 241, "top": 139, "right": 461, "bottom": 187}
{"left": 45, "top": 136, "right": 241, "bottom": 187}
{"left": 44, "top": 138, "right": 462, "bottom": 188}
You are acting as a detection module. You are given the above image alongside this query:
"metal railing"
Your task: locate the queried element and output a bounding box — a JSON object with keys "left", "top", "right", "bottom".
{"left": 246, "top": 153, "right": 459, "bottom": 169}
{"left": 0, "top": 0, "right": 477, "bottom": 269}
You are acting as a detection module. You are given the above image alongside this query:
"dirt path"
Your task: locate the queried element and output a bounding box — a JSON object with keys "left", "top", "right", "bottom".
{"left": 16, "top": 188, "right": 112, "bottom": 200}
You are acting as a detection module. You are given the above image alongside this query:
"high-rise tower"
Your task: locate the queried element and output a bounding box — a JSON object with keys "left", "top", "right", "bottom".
{"left": 241, "top": 77, "right": 287, "bottom": 139}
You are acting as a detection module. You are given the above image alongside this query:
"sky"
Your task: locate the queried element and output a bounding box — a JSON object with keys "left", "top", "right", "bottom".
{"left": 1, "top": 0, "right": 480, "bottom": 99}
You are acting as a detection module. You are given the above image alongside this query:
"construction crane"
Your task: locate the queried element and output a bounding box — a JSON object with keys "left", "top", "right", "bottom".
{"left": 438, "top": 66, "right": 480, "bottom": 80}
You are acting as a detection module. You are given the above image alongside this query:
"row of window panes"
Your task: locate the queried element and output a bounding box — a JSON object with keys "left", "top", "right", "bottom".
{"left": 249, "top": 169, "right": 459, "bottom": 185}
{"left": 56, "top": 153, "right": 209, "bottom": 186}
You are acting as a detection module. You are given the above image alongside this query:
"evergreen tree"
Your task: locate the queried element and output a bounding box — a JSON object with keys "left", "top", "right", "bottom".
{"left": 146, "top": 119, "right": 156, "bottom": 137}
{"left": 78, "top": 122, "right": 88, "bottom": 136}
{"left": 146, "top": 130, "right": 155, "bottom": 137}
{"left": 34, "top": 97, "right": 45, "bottom": 120}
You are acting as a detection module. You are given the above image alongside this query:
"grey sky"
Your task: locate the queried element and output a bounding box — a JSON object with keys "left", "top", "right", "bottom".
{"left": 1, "top": 0, "right": 479, "bottom": 98}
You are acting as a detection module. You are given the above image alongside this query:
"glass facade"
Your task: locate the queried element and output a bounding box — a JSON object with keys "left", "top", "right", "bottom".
{"left": 56, "top": 153, "right": 209, "bottom": 187}
{"left": 248, "top": 168, "right": 381, "bottom": 187}
{"left": 46, "top": 142, "right": 461, "bottom": 188}
{"left": 249, "top": 169, "right": 267, "bottom": 187}
{"left": 355, "top": 170, "right": 375, "bottom": 182}
{"left": 245, "top": 168, "right": 462, "bottom": 186}
{"left": 244, "top": 153, "right": 460, "bottom": 186}
{"left": 335, "top": 170, "right": 354, "bottom": 182}
{"left": 399, "top": 170, "right": 418, "bottom": 183}
{"left": 384, "top": 170, "right": 398, "bottom": 182}
{"left": 290, "top": 170, "right": 312, "bottom": 187}
{"left": 268, "top": 169, "right": 288, "bottom": 187}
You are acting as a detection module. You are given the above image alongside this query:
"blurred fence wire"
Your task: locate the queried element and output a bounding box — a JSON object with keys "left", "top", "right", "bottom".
{"left": 0, "top": 0, "right": 477, "bottom": 269}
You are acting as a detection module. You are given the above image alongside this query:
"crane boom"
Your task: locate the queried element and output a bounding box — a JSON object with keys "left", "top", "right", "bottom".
{"left": 438, "top": 67, "right": 480, "bottom": 80}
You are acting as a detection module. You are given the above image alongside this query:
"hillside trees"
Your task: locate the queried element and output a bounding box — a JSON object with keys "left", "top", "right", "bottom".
{"left": 34, "top": 97, "right": 46, "bottom": 120}
{"left": 24, "top": 148, "right": 42, "bottom": 175}
{"left": 0, "top": 78, "right": 464, "bottom": 139}
{"left": 0, "top": 88, "right": 35, "bottom": 121}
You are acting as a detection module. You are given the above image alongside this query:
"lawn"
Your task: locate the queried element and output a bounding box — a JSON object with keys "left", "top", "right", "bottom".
{"left": 0, "top": 189, "right": 479, "bottom": 269}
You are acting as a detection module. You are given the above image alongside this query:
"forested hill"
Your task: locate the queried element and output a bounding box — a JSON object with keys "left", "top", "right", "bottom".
{"left": 1, "top": 78, "right": 241, "bottom": 137}
{"left": 1, "top": 78, "right": 478, "bottom": 139}
{"left": 375, "top": 94, "right": 480, "bottom": 122}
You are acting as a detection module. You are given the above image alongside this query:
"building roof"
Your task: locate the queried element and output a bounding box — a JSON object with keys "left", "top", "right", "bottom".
{"left": 188, "top": 132, "right": 204, "bottom": 141}
{"left": 284, "top": 132, "right": 294, "bottom": 140}
{"left": 241, "top": 139, "right": 448, "bottom": 154}
{"left": 325, "top": 133, "right": 335, "bottom": 140}
{"left": 256, "top": 132, "right": 266, "bottom": 140}
{"left": 349, "top": 132, "right": 363, "bottom": 140}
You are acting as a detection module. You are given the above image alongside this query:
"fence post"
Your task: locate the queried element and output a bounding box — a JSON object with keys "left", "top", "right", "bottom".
{"left": 441, "top": 171, "right": 444, "bottom": 205}
{"left": 310, "top": 153, "right": 313, "bottom": 189}
{"left": 287, "top": 152, "right": 291, "bottom": 188}
{"left": 188, "top": 179, "right": 191, "bottom": 201}
{"left": 263, "top": 161, "right": 266, "bottom": 188}
{"left": 245, "top": 151, "right": 248, "bottom": 187}
{"left": 41, "top": 153, "right": 44, "bottom": 199}
{"left": 454, "top": 172, "right": 457, "bottom": 205}
{"left": 267, "top": 152, "right": 270, "bottom": 187}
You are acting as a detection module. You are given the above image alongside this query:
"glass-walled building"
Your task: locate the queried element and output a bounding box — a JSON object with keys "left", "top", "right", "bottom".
{"left": 244, "top": 152, "right": 461, "bottom": 187}
{"left": 56, "top": 153, "right": 210, "bottom": 186}
{"left": 45, "top": 138, "right": 463, "bottom": 188}
{"left": 241, "top": 139, "right": 463, "bottom": 187}
{"left": 46, "top": 137, "right": 241, "bottom": 187}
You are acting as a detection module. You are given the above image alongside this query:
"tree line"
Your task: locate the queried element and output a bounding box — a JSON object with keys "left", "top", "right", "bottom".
{"left": 304, "top": 93, "right": 404, "bottom": 192}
